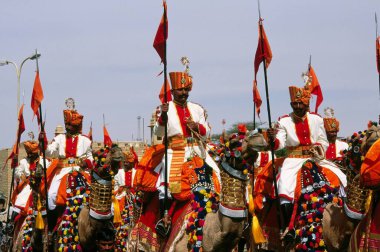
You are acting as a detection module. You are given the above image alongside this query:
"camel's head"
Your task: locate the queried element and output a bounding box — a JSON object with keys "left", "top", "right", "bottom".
{"left": 344, "top": 122, "right": 380, "bottom": 174}
{"left": 29, "top": 162, "right": 43, "bottom": 192}
{"left": 216, "top": 129, "right": 264, "bottom": 172}
{"left": 242, "top": 130, "right": 268, "bottom": 166}
{"left": 361, "top": 122, "right": 380, "bottom": 153}
{"left": 93, "top": 145, "right": 123, "bottom": 179}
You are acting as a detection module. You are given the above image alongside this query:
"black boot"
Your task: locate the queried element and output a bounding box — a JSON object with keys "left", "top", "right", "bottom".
{"left": 281, "top": 203, "right": 295, "bottom": 241}
{"left": 155, "top": 199, "right": 171, "bottom": 238}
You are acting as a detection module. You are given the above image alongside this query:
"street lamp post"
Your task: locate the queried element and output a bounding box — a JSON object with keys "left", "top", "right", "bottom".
{"left": 0, "top": 52, "right": 41, "bottom": 116}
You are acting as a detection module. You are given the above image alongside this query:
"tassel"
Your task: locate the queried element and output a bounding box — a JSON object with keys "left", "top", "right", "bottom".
{"left": 248, "top": 185, "right": 255, "bottom": 215}
{"left": 113, "top": 196, "right": 122, "bottom": 224}
{"left": 35, "top": 196, "right": 45, "bottom": 230}
{"left": 252, "top": 215, "right": 266, "bottom": 244}
{"left": 248, "top": 185, "right": 266, "bottom": 244}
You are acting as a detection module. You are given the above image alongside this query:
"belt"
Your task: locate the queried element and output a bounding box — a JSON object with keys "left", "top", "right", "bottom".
{"left": 58, "top": 157, "right": 80, "bottom": 167}
{"left": 168, "top": 136, "right": 199, "bottom": 149}
{"left": 287, "top": 146, "right": 312, "bottom": 158}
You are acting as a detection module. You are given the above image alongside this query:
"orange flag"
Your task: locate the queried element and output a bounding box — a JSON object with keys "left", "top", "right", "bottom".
{"left": 159, "top": 79, "right": 172, "bottom": 103}
{"left": 31, "top": 71, "right": 44, "bottom": 121}
{"left": 253, "top": 19, "right": 272, "bottom": 117}
{"left": 153, "top": 1, "right": 168, "bottom": 62}
{"left": 308, "top": 66, "right": 323, "bottom": 113}
{"left": 3, "top": 105, "right": 25, "bottom": 169}
{"left": 253, "top": 80, "right": 262, "bottom": 116}
{"left": 103, "top": 126, "right": 113, "bottom": 147}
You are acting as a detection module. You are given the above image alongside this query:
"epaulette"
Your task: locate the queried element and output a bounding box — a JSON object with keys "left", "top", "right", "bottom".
{"left": 310, "top": 112, "right": 322, "bottom": 118}
{"left": 278, "top": 114, "right": 290, "bottom": 121}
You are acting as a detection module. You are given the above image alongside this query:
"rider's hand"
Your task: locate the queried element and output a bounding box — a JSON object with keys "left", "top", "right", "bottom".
{"left": 267, "top": 128, "right": 277, "bottom": 142}
{"left": 186, "top": 119, "right": 198, "bottom": 132}
{"left": 160, "top": 103, "right": 169, "bottom": 123}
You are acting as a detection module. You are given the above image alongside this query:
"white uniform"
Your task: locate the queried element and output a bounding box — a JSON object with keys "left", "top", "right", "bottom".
{"left": 153, "top": 101, "right": 220, "bottom": 199}
{"left": 114, "top": 168, "right": 136, "bottom": 200}
{"left": 45, "top": 134, "right": 93, "bottom": 210}
{"left": 326, "top": 140, "right": 349, "bottom": 160}
{"left": 275, "top": 112, "right": 347, "bottom": 202}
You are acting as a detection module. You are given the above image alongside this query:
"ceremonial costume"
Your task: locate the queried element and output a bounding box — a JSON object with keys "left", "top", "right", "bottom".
{"left": 153, "top": 72, "right": 220, "bottom": 199}
{"left": 12, "top": 141, "right": 50, "bottom": 215}
{"left": 45, "top": 109, "right": 93, "bottom": 210}
{"left": 273, "top": 87, "right": 346, "bottom": 202}
{"left": 323, "top": 116, "right": 348, "bottom": 161}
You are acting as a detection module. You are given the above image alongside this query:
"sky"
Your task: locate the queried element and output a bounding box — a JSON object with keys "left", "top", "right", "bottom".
{"left": 1, "top": 1, "right": 380, "bottom": 149}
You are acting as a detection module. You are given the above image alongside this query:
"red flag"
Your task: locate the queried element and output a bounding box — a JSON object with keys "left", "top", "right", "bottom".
{"left": 3, "top": 105, "right": 25, "bottom": 169}
{"left": 253, "top": 80, "right": 262, "bottom": 116}
{"left": 376, "top": 36, "right": 380, "bottom": 74}
{"left": 103, "top": 126, "right": 113, "bottom": 147}
{"left": 308, "top": 66, "right": 323, "bottom": 113}
{"left": 253, "top": 19, "right": 272, "bottom": 117}
{"left": 88, "top": 124, "right": 93, "bottom": 141}
{"left": 153, "top": 1, "right": 168, "bottom": 62}
{"left": 159, "top": 79, "right": 172, "bottom": 103}
{"left": 31, "top": 71, "right": 44, "bottom": 121}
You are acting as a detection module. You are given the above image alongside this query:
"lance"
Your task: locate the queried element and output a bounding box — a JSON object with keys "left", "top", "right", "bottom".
{"left": 253, "top": 102, "right": 256, "bottom": 130}
{"left": 162, "top": 0, "right": 169, "bottom": 217}
{"left": 34, "top": 49, "right": 50, "bottom": 236}
{"left": 257, "top": 0, "right": 284, "bottom": 236}
{"left": 376, "top": 13, "right": 380, "bottom": 98}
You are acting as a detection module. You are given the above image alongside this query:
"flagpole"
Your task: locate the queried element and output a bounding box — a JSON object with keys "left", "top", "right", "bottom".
{"left": 376, "top": 13, "right": 380, "bottom": 98}
{"left": 253, "top": 102, "right": 256, "bottom": 130}
{"left": 257, "top": 1, "right": 284, "bottom": 236}
{"left": 162, "top": 0, "right": 169, "bottom": 218}
{"left": 34, "top": 49, "right": 50, "bottom": 237}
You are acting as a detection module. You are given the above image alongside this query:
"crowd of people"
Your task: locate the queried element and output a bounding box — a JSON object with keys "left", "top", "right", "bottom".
{"left": 3, "top": 62, "right": 380, "bottom": 252}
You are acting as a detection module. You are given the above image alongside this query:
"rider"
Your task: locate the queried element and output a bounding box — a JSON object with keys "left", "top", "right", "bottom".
{"left": 42, "top": 98, "right": 93, "bottom": 214}
{"left": 154, "top": 69, "right": 220, "bottom": 214}
{"left": 267, "top": 86, "right": 346, "bottom": 233}
{"left": 323, "top": 109, "right": 348, "bottom": 162}
{"left": 12, "top": 140, "right": 50, "bottom": 217}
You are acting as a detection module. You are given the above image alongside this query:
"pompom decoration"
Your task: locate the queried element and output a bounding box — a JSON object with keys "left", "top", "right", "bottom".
{"left": 186, "top": 166, "right": 219, "bottom": 252}
{"left": 57, "top": 171, "right": 89, "bottom": 251}
{"left": 294, "top": 161, "right": 342, "bottom": 251}
{"left": 21, "top": 209, "right": 35, "bottom": 251}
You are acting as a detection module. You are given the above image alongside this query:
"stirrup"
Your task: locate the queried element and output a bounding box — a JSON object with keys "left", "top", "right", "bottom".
{"left": 155, "top": 219, "right": 171, "bottom": 238}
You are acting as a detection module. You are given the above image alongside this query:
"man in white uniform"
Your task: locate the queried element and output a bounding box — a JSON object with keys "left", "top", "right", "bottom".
{"left": 43, "top": 99, "right": 93, "bottom": 212}
{"left": 323, "top": 111, "right": 348, "bottom": 163}
{"left": 12, "top": 140, "right": 50, "bottom": 217}
{"left": 267, "top": 86, "right": 346, "bottom": 230}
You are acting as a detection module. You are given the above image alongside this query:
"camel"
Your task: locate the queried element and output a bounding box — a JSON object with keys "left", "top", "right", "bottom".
{"left": 12, "top": 160, "right": 48, "bottom": 252}
{"left": 43, "top": 145, "right": 124, "bottom": 251}
{"left": 129, "top": 131, "right": 263, "bottom": 252}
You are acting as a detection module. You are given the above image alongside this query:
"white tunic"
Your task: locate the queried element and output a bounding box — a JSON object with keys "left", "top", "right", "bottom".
{"left": 275, "top": 113, "right": 347, "bottom": 202}
{"left": 46, "top": 134, "right": 93, "bottom": 210}
{"left": 153, "top": 101, "right": 220, "bottom": 199}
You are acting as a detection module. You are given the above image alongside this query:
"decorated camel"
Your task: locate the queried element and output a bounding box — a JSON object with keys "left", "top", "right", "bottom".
{"left": 130, "top": 130, "right": 263, "bottom": 252}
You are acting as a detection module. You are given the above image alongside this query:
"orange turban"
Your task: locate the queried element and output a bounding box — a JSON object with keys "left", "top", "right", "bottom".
{"left": 324, "top": 118, "right": 340, "bottom": 132}
{"left": 23, "top": 141, "right": 39, "bottom": 154}
{"left": 169, "top": 72, "right": 193, "bottom": 90}
{"left": 63, "top": 110, "right": 83, "bottom": 126}
{"left": 289, "top": 86, "right": 311, "bottom": 105}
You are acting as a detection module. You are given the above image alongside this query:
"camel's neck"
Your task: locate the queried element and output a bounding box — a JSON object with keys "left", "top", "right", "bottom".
{"left": 89, "top": 172, "right": 113, "bottom": 219}
{"left": 219, "top": 163, "right": 247, "bottom": 210}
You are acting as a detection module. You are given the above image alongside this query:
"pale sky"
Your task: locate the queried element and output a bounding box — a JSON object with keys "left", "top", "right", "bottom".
{"left": 1, "top": 1, "right": 379, "bottom": 149}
